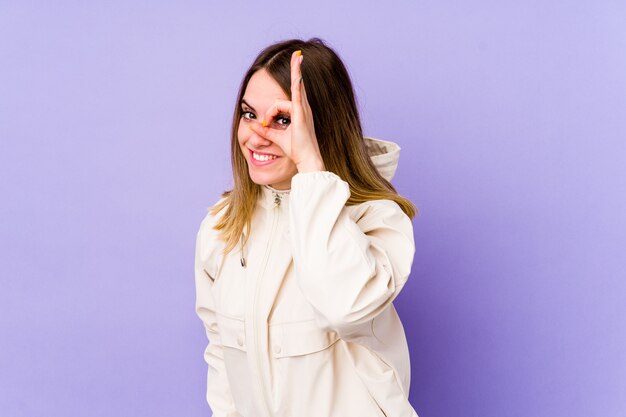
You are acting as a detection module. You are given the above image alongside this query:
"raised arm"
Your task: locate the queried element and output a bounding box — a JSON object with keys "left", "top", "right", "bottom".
{"left": 288, "top": 170, "right": 415, "bottom": 338}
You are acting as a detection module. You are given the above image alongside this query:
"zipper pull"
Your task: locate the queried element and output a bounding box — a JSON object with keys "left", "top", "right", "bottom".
{"left": 273, "top": 191, "right": 282, "bottom": 207}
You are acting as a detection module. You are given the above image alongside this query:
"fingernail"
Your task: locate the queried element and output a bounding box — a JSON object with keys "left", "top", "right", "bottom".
{"left": 261, "top": 119, "right": 266, "bottom": 127}
{"left": 296, "top": 50, "right": 302, "bottom": 56}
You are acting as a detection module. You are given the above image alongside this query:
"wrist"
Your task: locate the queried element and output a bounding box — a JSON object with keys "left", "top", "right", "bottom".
{"left": 296, "top": 156, "right": 325, "bottom": 173}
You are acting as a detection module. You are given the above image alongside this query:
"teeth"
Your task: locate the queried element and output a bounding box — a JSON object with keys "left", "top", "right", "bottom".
{"left": 253, "top": 152, "right": 277, "bottom": 161}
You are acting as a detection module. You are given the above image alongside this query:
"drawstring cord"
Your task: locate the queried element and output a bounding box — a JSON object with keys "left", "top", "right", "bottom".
{"left": 240, "top": 232, "right": 246, "bottom": 268}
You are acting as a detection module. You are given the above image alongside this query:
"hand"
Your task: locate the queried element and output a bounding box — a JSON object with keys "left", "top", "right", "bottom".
{"left": 249, "top": 50, "right": 325, "bottom": 173}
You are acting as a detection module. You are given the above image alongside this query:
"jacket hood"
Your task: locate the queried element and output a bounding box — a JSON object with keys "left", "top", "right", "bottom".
{"left": 363, "top": 136, "right": 401, "bottom": 182}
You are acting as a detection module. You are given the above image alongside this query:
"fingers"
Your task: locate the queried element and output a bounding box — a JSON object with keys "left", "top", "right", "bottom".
{"left": 291, "top": 50, "right": 313, "bottom": 126}
{"left": 290, "top": 50, "right": 303, "bottom": 116}
{"left": 248, "top": 120, "right": 283, "bottom": 145}
{"left": 262, "top": 99, "right": 292, "bottom": 127}
{"left": 300, "top": 76, "right": 311, "bottom": 115}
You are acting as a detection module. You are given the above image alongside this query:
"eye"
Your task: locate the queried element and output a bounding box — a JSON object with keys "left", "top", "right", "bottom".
{"left": 241, "top": 110, "right": 256, "bottom": 121}
{"left": 272, "top": 115, "right": 291, "bottom": 128}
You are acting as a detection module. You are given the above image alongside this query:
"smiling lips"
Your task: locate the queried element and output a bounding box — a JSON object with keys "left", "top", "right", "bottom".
{"left": 249, "top": 149, "right": 280, "bottom": 166}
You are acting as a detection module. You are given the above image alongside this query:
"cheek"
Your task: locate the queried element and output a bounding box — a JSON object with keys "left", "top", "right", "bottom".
{"left": 237, "top": 121, "right": 250, "bottom": 143}
{"left": 237, "top": 128, "right": 245, "bottom": 146}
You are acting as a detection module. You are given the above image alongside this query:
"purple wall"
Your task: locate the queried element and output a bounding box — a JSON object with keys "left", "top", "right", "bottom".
{"left": 1, "top": 2, "right": 625, "bottom": 416}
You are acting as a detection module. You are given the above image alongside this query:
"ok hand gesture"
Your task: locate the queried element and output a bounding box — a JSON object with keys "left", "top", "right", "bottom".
{"left": 249, "top": 50, "right": 325, "bottom": 173}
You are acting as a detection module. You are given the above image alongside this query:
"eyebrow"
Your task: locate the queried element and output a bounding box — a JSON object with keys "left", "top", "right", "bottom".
{"left": 240, "top": 99, "right": 255, "bottom": 112}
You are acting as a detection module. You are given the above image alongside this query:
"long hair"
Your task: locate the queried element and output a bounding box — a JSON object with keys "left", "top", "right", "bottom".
{"left": 211, "top": 38, "right": 417, "bottom": 255}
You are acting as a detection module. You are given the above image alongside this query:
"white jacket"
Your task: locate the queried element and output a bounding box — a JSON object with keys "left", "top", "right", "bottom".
{"left": 195, "top": 137, "right": 418, "bottom": 417}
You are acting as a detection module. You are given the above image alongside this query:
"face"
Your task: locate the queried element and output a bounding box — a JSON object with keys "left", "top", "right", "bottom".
{"left": 237, "top": 69, "right": 298, "bottom": 190}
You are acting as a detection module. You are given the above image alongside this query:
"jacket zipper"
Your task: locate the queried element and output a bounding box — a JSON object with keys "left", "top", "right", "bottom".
{"left": 253, "top": 191, "right": 281, "bottom": 417}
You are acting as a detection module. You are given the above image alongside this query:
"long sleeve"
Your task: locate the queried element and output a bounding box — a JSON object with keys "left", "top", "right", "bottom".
{"left": 288, "top": 171, "right": 415, "bottom": 338}
{"left": 194, "top": 212, "right": 241, "bottom": 417}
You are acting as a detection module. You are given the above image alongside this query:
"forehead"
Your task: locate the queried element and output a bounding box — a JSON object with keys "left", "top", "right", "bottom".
{"left": 242, "top": 69, "right": 288, "bottom": 110}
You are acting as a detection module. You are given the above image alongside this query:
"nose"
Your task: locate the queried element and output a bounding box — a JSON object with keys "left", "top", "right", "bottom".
{"left": 248, "top": 125, "right": 272, "bottom": 147}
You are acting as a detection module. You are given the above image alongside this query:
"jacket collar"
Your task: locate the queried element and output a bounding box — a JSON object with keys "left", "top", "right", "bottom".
{"left": 259, "top": 184, "right": 291, "bottom": 209}
{"left": 256, "top": 136, "right": 401, "bottom": 208}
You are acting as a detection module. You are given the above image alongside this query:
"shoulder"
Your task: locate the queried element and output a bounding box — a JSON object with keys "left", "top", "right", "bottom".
{"left": 197, "top": 196, "right": 228, "bottom": 235}
{"left": 343, "top": 198, "right": 415, "bottom": 273}
{"left": 195, "top": 196, "right": 229, "bottom": 267}
{"left": 347, "top": 198, "right": 412, "bottom": 232}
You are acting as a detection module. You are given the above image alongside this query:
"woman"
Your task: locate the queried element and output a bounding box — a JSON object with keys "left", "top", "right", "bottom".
{"left": 195, "top": 38, "right": 419, "bottom": 417}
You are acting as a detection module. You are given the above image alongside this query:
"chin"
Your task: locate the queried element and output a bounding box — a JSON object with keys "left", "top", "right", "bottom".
{"left": 248, "top": 171, "right": 280, "bottom": 186}
{"left": 248, "top": 170, "right": 294, "bottom": 189}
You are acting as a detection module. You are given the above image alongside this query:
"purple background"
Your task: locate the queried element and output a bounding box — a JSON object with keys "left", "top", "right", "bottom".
{"left": 1, "top": 1, "right": 625, "bottom": 416}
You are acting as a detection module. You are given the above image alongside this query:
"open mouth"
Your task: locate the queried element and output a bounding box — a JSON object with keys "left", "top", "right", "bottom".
{"left": 249, "top": 149, "right": 280, "bottom": 165}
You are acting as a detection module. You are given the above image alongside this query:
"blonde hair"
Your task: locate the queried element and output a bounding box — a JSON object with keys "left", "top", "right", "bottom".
{"left": 212, "top": 38, "right": 417, "bottom": 255}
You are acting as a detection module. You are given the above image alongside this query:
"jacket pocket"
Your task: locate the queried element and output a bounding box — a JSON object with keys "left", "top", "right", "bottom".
{"left": 269, "top": 318, "right": 340, "bottom": 358}
{"left": 215, "top": 313, "right": 247, "bottom": 352}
